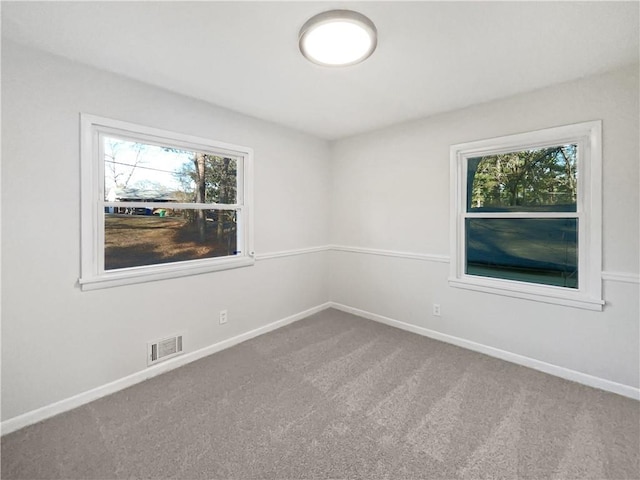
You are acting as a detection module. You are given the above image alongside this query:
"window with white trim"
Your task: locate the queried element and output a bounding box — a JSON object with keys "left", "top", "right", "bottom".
{"left": 80, "top": 114, "right": 254, "bottom": 290}
{"left": 450, "top": 121, "right": 603, "bottom": 310}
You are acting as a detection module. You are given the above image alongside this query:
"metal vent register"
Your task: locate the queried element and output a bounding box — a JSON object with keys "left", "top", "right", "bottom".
{"left": 148, "top": 334, "right": 184, "bottom": 366}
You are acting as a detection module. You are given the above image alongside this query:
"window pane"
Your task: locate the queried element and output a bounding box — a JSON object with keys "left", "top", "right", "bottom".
{"left": 465, "top": 218, "right": 578, "bottom": 288}
{"left": 467, "top": 144, "right": 577, "bottom": 212}
{"left": 104, "top": 209, "right": 238, "bottom": 270}
{"left": 104, "top": 136, "right": 238, "bottom": 204}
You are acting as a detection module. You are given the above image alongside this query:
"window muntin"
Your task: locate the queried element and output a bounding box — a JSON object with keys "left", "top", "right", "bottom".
{"left": 80, "top": 115, "right": 254, "bottom": 290}
{"left": 450, "top": 121, "right": 602, "bottom": 310}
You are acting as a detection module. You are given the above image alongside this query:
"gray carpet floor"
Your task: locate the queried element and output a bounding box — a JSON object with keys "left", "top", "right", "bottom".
{"left": 2, "top": 308, "right": 639, "bottom": 479}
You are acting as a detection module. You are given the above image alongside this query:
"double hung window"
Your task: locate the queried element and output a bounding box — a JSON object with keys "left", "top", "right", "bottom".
{"left": 80, "top": 114, "right": 254, "bottom": 290}
{"left": 450, "top": 121, "right": 602, "bottom": 310}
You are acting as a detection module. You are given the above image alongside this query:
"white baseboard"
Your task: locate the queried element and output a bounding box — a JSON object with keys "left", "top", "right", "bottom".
{"left": 329, "top": 302, "right": 640, "bottom": 401}
{"left": 4, "top": 300, "right": 637, "bottom": 435}
{"left": 1, "top": 302, "right": 332, "bottom": 436}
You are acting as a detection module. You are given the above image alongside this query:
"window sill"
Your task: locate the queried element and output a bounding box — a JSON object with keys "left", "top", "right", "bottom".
{"left": 448, "top": 277, "right": 604, "bottom": 311}
{"left": 80, "top": 256, "right": 255, "bottom": 291}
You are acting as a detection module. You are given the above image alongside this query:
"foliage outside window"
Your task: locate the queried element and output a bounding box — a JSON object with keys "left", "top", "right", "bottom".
{"left": 80, "top": 115, "right": 254, "bottom": 290}
{"left": 467, "top": 145, "right": 578, "bottom": 288}
{"left": 450, "top": 121, "right": 603, "bottom": 310}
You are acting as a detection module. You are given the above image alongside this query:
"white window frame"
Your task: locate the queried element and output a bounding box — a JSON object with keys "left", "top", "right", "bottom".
{"left": 79, "top": 114, "right": 254, "bottom": 291}
{"left": 449, "top": 121, "right": 603, "bottom": 311}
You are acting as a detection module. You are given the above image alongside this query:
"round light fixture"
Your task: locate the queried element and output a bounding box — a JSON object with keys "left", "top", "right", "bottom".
{"left": 299, "top": 10, "right": 377, "bottom": 67}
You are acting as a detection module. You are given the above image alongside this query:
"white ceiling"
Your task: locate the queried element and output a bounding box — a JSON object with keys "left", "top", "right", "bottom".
{"left": 2, "top": 1, "right": 638, "bottom": 140}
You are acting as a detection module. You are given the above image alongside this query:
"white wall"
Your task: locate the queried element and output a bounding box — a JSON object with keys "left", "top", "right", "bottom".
{"left": 2, "top": 39, "right": 638, "bottom": 427}
{"left": 330, "top": 64, "right": 640, "bottom": 389}
{"left": 1, "top": 41, "right": 331, "bottom": 421}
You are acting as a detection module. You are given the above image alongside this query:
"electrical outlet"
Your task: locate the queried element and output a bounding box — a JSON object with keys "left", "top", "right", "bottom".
{"left": 219, "top": 310, "right": 228, "bottom": 324}
{"left": 433, "top": 304, "right": 441, "bottom": 317}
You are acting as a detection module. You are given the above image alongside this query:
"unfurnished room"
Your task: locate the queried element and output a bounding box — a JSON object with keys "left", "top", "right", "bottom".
{"left": 1, "top": 1, "right": 639, "bottom": 479}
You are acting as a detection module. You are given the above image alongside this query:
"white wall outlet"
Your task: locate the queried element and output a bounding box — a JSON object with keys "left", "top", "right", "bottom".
{"left": 433, "top": 304, "right": 441, "bottom": 317}
{"left": 219, "top": 309, "right": 228, "bottom": 324}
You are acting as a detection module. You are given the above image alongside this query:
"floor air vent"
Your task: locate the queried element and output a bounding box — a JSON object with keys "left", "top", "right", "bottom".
{"left": 148, "top": 334, "right": 184, "bottom": 366}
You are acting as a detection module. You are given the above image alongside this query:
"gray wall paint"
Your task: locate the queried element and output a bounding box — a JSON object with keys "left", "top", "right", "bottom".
{"left": 2, "top": 41, "right": 638, "bottom": 423}
{"left": 1, "top": 42, "right": 331, "bottom": 421}
{"left": 330, "top": 64, "right": 639, "bottom": 388}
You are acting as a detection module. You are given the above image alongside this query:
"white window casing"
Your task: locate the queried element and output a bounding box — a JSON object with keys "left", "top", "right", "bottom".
{"left": 449, "top": 121, "right": 603, "bottom": 311}
{"left": 79, "top": 114, "right": 254, "bottom": 291}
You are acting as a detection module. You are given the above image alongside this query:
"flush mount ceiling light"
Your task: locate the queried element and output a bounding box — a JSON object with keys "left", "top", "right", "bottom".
{"left": 299, "top": 10, "right": 377, "bottom": 67}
